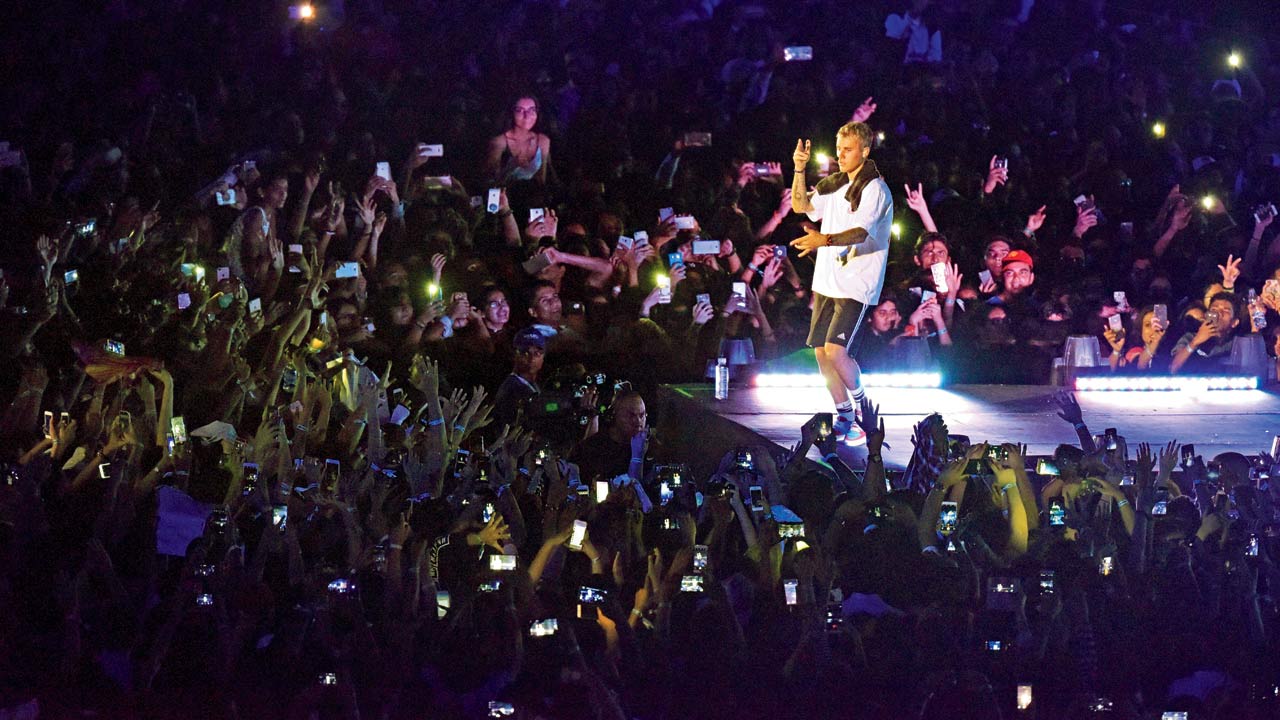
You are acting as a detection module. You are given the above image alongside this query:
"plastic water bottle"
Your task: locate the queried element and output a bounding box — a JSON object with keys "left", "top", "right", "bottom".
{"left": 1249, "top": 288, "right": 1267, "bottom": 330}
{"left": 714, "top": 357, "right": 729, "bottom": 400}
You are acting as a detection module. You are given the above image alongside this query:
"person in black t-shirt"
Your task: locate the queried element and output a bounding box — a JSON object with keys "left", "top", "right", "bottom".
{"left": 570, "top": 390, "right": 647, "bottom": 483}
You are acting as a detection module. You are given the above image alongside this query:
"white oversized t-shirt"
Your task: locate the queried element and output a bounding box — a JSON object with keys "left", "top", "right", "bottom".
{"left": 805, "top": 175, "right": 893, "bottom": 304}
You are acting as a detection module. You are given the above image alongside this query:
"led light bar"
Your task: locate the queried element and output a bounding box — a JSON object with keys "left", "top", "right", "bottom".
{"left": 755, "top": 372, "right": 942, "bottom": 389}
{"left": 1073, "top": 375, "right": 1258, "bottom": 392}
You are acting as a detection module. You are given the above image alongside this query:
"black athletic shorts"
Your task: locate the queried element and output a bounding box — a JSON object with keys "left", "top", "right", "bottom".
{"left": 806, "top": 292, "right": 868, "bottom": 350}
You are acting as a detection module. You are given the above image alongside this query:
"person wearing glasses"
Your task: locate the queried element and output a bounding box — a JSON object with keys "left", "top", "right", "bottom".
{"left": 485, "top": 94, "right": 554, "bottom": 185}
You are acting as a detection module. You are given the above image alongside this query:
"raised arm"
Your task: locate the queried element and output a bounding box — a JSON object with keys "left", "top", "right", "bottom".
{"left": 790, "top": 140, "right": 814, "bottom": 214}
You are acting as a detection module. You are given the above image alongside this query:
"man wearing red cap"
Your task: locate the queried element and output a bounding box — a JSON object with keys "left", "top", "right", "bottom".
{"left": 991, "top": 249, "right": 1035, "bottom": 308}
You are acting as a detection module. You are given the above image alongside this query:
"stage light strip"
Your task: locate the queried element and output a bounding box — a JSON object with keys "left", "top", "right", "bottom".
{"left": 1073, "top": 375, "right": 1258, "bottom": 392}
{"left": 755, "top": 372, "right": 943, "bottom": 388}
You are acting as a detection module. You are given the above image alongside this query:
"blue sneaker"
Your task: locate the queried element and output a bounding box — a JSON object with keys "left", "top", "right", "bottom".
{"left": 831, "top": 415, "right": 866, "bottom": 446}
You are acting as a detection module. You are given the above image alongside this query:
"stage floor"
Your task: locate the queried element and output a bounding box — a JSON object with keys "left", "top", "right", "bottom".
{"left": 662, "top": 384, "right": 1280, "bottom": 468}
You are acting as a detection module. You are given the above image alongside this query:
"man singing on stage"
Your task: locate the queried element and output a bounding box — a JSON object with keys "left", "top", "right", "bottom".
{"left": 789, "top": 122, "right": 893, "bottom": 444}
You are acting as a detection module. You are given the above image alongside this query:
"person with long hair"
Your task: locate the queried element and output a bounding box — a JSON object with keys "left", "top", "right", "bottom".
{"left": 484, "top": 94, "right": 554, "bottom": 186}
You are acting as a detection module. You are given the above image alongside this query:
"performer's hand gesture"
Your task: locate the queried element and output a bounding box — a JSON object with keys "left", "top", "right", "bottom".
{"left": 790, "top": 228, "right": 828, "bottom": 258}
{"left": 792, "top": 139, "right": 811, "bottom": 172}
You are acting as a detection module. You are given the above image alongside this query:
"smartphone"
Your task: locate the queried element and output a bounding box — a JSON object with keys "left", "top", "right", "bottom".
{"left": 1038, "top": 570, "right": 1055, "bottom": 592}
{"left": 486, "top": 188, "right": 501, "bottom": 214}
{"left": 1248, "top": 534, "right": 1260, "bottom": 556}
{"left": 616, "top": 235, "right": 634, "bottom": 252}
{"left": 64, "top": 269, "right": 79, "bottom": 284}
{"left": 749, "top": 485, "right": 765, "bottom": 511}
{"left": 213, "top": 266, "right": 230, "bottom": 283}
{"left": 489, "top": 702, "right": 516, "bottom": 718}
{"left": 323, "top": 458, "right": 340, "bottom": 490}
{"left": 656, "top": 275, "right": 672, "bottom": 304}
{"left": 773, "top": 245, "right": 787, "bottom": 261}
{"left": 920, "top": 289, "right": 936, "bottom": 304}
{"left": 1152, "top": 500, "right": 1168, "bottom": 516}
{"left": 481, "top": 502, "right": 495, "bottom": 524}
{"left": 1113, "top": 290, "right": 1128, "bottom": 308}
{"left": 978, "top": 269, "right": 993, "bottom": 286}
{"left": 691, "top": 239, "right": 720, "bottom": 255}
{"left": 489, "top": 554, "right": 517, "bottom": 572}
{"left": 696, "top": 293, "right": 711, "bottom": 306}
{"left": 681, "top": 575, "right": 705, "bottom": 593}
{"left": 667, "top": 251, "right": 685, "bottom": 269}
{"left": 529, "top": 207, "right": 545, "bottom": 224}
{"left": 375, "top": 162, "right": 392, "bottom": 181}
{"left": 215, "top": 189, "right": 237, "bottom": 206}
{"left": 97, "top": 462, "right": 111, "bottom": 479}
{"left": 1017, "top": 684, "right": 1033, "bottom": 711}
{"left": 44, "top": 410, "right": 55, "bottom": 437}
{"left": 993, "top": 157, "right": 1009, "bottom": 170}
{"left": 1099, "top": 556, "right": 1114, "bottom": 576}
{"left": 1160, "top": 713, "right": 1188, "bottom": 720}
{"left": 1048, "top": 499, "right": 1066, "bottom": 527}
{"left": 568, "top": 519, "right": 587, "bottom": 551}
{"left": 938, "top": 501, "right": 958, "bottom": 536}
{"left": 1181, "top": 444, "right": 1195, "bottom": 467}
{"left": 693, "top": 544, "right": 709, "bottom": 572}
{"left": 421, "top": 144, "right": 444, "bottom": 158}
{"left": 529, "top": 618, "right": 558, "bottom": 637}
{"left": 1104, "top": 428, "right": 1119, "bottom": 451}
{"left": 674, "top": 215, "right": 696, "bottom": 230}
{"left": 196, "top": 593, "right": 214, "bottom": 607}
{"left": 272, "top": 504, "right": 288, "bottom": 530}
{"left": 319, "top": 672, "right": 337, "bottom": 686}
{"left": 658, "top": 207, "right": 674, "bottom": 222}
{"left": 478, "top": 579, "right": 502, "bottom": 593}
{"left": 732, "top": 281, "right": 747, "bottom": 298}
{"left": 825, "top": 603, "right": 843, "bottom": 633}
{"left": 930, "top": 263, "right": 949, "bottom": 294}
{"left": 783, "top": 578, "right": 798, "bottom": 605}
{"left": 578, "top": 586, "right": 606, "bottom": 604}
{"left": 171, "top": 416, "right": 188, "bottom": 445}
{"left": 1153, "top": 303, "right": 1168, "bottom": 326}
{"left": 812, "top": 412, "right": 833, "bottom": 440}
{"left": 335, "top": 262, "right": 359, "bottom": 279}
{"left": 594, "top": 480, "right": 609, "bottom": 503}
{"left": 1036, "top": 458, "right": 1060, "bottom": 476}
{"left": 782, "top": 45, "right": 813, "bottom": 62}
{"left": 436, "top": 590, "right": 450, "bottom": 618}
{"left": 327, "top": 578, "right": 355, "bottom": 594}
{"left": 1108, "top": 314, "right": 1124, "bottom": 332}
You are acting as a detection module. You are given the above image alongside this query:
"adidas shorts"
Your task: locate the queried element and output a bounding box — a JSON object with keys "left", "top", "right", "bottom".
{"left": 806, "top": 293, "right": 868, "bottom": 351}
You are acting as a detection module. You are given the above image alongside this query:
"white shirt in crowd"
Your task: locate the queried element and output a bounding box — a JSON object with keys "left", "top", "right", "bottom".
{"left": 805, "top": 176, "right": 893, "bottom": 305}
{"left": 884, "top": 12, "right": 942, "bottom": 64}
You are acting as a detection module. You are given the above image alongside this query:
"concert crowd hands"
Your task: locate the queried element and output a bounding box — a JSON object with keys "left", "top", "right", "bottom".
{"left": 3, "top": 0, "right": 1280, "bottom": 716}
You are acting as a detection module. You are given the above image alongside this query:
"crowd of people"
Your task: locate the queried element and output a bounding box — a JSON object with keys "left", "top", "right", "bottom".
{"left": 2, "top": 0, "right": 1280, "bottom": 717}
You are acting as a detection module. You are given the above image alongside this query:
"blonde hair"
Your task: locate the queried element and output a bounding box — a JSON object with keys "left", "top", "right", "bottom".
{"left": 837, "top": 122, "right": 874, "bottom": 147}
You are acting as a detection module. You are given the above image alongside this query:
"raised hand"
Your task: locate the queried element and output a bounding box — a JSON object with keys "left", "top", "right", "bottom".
{"left": 792, "top": 139, "right": 811, "bottom": 171}
{"left": 904, "top": 183, "right": 929, "bottom": 215}
{"left": 856, "top": 397, "right": 884, "bottom": 452}
{"left": 983, "top": 156, "right": 1008, "bottom": 194}
{"left": 430, "top": 253, "right": 446, "bottom": 284}
{"left": 1024, "top": 205, "right": 1047, "bottom": 235}
{"left": 475, "top": 514, "right": 510, "bottom": 552}
{"left": 36, "top": 235, "right": 57, "bottom": 267}
{"left": 1217, "top": 254, "right": 1242, "bottom": 289}
{"left": 1053, "top": 391, "right": 1084, "bottom": 426}
{"left": 1157, "top": 440, "right": 1179, "bottom": 477}
{"left": 1073, "top": 201, "right": 1099, "bottom": 239}
{"left": 850, "top": 96, "right": 877, "bottom": 124}
{"left": 691, "top": 299, "right": 714, "bottom": 325}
